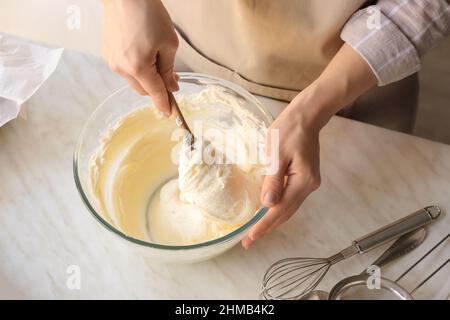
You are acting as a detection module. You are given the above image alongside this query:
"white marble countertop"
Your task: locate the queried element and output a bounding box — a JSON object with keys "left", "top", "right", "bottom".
{"left": 1, "top": 46, "right": 449, "bottom": 300}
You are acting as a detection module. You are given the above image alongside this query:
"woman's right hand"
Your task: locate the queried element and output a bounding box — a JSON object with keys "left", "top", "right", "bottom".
{"left": 102, "top": 0, "right": 179, "bottom": 115}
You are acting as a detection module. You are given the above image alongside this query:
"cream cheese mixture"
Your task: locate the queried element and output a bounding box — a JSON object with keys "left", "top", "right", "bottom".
{"left": 89, "top": 86, "right": 267, "bottom": 245}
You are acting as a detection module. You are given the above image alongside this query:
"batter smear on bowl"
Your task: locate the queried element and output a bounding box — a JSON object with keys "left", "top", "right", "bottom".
{"left": 89, "top": 86, "right": 267, "bottom": 245}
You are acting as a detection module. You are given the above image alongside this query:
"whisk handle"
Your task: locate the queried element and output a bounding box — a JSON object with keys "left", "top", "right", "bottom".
{"left": 354, "top": 206, "right": 441, "bottom": 253}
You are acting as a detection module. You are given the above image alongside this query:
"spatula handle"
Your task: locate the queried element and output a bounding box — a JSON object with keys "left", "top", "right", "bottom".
{"left": 168, "top": 91, "right": 193, "bottom": 136}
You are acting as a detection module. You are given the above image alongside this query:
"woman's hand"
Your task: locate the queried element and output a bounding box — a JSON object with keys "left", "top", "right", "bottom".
{"left": 241, "top": 90, "right": 323, "bottom": 249}
{"left": 241, "top": 43, "right": 377, "bottom": 249}
{"left": 102, "top": 0, "right": 179, "bottom": 115}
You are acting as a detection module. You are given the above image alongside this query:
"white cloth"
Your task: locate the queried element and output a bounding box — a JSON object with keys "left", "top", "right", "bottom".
{"left": 0, "top": 34, "right": 63, "bottom": 127}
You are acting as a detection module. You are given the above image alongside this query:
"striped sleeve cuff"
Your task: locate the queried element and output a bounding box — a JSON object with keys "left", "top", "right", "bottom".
{"left": 341, "top": 6, "right": 421, "bottom": 86}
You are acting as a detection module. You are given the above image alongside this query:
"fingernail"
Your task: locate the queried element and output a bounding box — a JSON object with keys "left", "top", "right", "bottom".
{"left": 263, "top": 192, "right": 278, "bottom": 206}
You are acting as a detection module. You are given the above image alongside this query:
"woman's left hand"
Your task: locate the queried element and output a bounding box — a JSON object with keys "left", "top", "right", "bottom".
{"left": 241, "top": 91, "right": 323, "bottom": 249}
{"left": 240, "top": 43, "right": 377, "bottom": 249}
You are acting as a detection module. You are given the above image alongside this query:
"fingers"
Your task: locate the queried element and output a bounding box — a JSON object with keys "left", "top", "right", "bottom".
{"left": 260, "top": 161, "right": 287, "bottom": 207}
{"left": 133, "top": 63, "right": 172, "bottom": 116}
{"left": 130, "top": 48, "right": 178, "bottom": 115}
{"left": 119, "top": 71, "right": 147, "bottom": 96}
{"left": 108, "top": 56, "right": 171, "bottom": 115}
{"left": 261, "top": 127, "right": 285, "bottom": 206}
{"left": 157, "top": 48, "right": 179, "bottom": 92}
{"left": 242, "top": 178, "right": 305, "bottom": 249}
{"left": 242, "top": 171, "right": 320, "bottom": 249}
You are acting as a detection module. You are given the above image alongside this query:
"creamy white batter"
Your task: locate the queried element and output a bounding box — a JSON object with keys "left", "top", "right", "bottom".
{"left": 89, "top": 86, "right": 267, "bottom": 245}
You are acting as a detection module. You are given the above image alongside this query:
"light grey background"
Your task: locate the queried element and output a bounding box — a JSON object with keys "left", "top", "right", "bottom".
{"left": 415, "top": 39, "right": 450, "bottom": 145}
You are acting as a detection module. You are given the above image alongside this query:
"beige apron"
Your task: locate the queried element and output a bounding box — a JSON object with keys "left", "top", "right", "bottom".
{"left": 163, "top": 0, "right": 417, "bottom": 133}
{"left": 163, "top": 0, "right": 367, "bottom": 101}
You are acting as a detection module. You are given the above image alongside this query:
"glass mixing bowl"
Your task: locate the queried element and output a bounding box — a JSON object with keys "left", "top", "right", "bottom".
{"left": 73, "top": 73, "right": 273, "bottom": 263}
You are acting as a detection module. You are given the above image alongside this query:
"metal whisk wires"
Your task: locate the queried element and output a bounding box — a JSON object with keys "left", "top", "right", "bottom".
{"left": 260, "top": 206, "right": 441, "bottom": 300}
{"left": 261, "top": 253, "right": 346, "bottom": 300}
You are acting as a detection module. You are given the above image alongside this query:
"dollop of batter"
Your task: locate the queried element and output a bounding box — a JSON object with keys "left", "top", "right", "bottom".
{"left": 89, "top": 86, "right": 267, "bottom": 245}
{"left": 178, "top": 139, "right": 260, "bottom": 224}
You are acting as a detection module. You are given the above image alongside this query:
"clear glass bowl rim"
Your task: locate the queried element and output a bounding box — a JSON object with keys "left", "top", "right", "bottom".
{"left": 73, "top": 72, "right": 273, "bottom": 251}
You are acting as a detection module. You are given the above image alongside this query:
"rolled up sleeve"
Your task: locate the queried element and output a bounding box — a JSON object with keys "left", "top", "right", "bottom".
{"left": 341, "top": 0, "right": 450, "bottom": 86}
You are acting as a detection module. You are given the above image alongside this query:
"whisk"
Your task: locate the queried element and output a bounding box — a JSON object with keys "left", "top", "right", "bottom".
{"left": 261, "top": 206, "right": 441, "bottom": 300}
